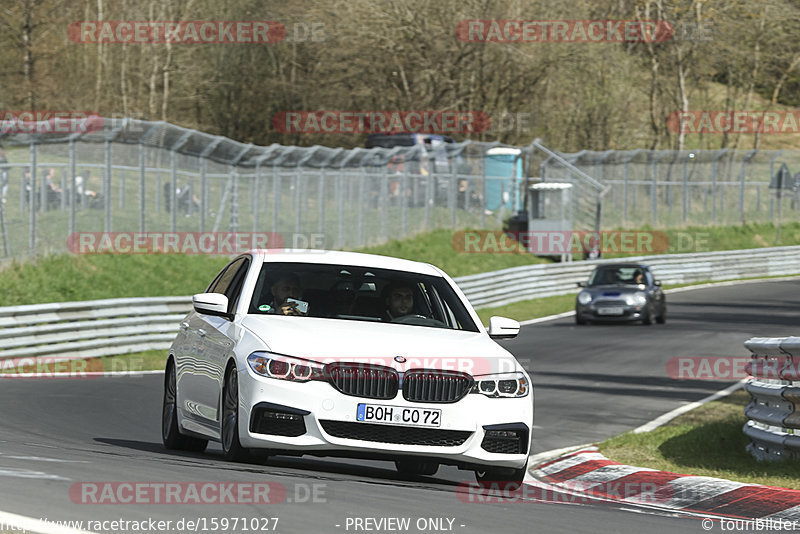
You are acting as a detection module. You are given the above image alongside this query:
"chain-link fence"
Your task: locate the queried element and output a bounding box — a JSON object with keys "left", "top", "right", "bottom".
{"left": 0, "top": 118, "right": 606, "bottom": 260}
{"left": 541, "top": 149, "right": 800, "bottom": 228}
{"left": 17, "top": 119, "right": 792, "bottom": 261}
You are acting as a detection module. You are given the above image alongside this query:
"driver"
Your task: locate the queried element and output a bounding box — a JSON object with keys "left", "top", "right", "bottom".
{"left": 270, "top": 273, "right": 307, "bottom": 316}
{"left": 383, "top": 283, "right": 415, "bottom": 321}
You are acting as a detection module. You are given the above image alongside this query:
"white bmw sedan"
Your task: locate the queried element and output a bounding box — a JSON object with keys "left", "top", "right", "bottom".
{"left": 163, "top": 250, "right": 533, "bottom": 482}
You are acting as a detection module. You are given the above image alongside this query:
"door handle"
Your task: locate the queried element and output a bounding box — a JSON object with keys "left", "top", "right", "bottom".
{"left": 198, "top": 328, "right": 207, "bottom": 337}
{"left": 180, "top": 322, "right": 189, "bottom": 330}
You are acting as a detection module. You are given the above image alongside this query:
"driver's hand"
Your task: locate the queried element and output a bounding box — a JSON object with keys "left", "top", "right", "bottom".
{"left": 280, "top": 301, "right": 307, "bottom": 316}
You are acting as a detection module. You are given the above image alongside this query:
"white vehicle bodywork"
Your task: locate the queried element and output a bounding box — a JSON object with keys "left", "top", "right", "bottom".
{"left": 166, "top": 250, "right": 533, "bottom": 477}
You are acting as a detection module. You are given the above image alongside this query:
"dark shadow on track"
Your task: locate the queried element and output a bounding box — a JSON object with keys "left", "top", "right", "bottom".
{"left": 93, "top": 437, "right": 463, "bottom": 487}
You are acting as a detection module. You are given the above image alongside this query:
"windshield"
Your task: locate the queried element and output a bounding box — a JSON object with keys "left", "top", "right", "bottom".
{"left": 587, "top": 266, "right": 645, "bottom": 287}
{"left": 248, "top": 262, "right": 479, "bottom": 332}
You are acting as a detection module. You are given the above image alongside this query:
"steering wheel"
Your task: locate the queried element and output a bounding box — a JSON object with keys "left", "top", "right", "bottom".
{"left": 391, "top": 314, "right": 428, "bottom": 323}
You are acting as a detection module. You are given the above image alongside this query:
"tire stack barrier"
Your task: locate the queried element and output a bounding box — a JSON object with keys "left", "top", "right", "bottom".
{"left": 743, "top": 337, "right": 800, "bottom": 461}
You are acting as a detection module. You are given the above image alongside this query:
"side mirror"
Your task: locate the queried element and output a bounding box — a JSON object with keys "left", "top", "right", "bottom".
{"left": 654, "top": 280, "right": 662, "bottom": 287}
{"left": 488, "top": 316, "right": 520, "bottom": 340}
{"left": 577, "top": 281, "right": 586, "bottom": 288}
{"left": 193, "top": 293, "right": 232, "bottom": 320}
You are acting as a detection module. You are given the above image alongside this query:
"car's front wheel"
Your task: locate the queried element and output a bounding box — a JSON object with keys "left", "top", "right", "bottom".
{"left": 162, "top": 360, "right": 208, "bottom": 452}
{"left": 575, "top": 311, "right": 588, "bottom": 325}
{"left": 395, "top": 460, "right": 439, "bottom": 477}
{"left": 222, "top": 365, "right": 251, "bottom": 462}
{"left": 641, "top": 303, "right": 654, "bottom": 325}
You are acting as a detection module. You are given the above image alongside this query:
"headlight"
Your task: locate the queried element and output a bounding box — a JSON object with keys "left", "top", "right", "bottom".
{"left": 471, "top": 372, "right": 530, "bottom": 398}
{"left": 247, "top": 352, "right": 326, "bottom": 382}
{"left": 577, "top": 291, "right": 592, "bottom": 305}
{"left": 627, "top": 291, "right": 647, "bottom": 306}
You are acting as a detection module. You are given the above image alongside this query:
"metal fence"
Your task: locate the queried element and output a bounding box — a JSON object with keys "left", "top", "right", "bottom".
{"left": 3, "top": 246, "right": 799, "bottom": 363}
{"left": 542, "top": 149, "right": 800, "bottom": 228}
{"left": 1, "top": 118, "right": 606, "bottom": 260}
{"left": 744, "top": 336, "right": 800, "bottom": 461}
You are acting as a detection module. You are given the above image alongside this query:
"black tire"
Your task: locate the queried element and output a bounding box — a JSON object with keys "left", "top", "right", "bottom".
{"left": 162, "top": 360, "right": 208, "bottom": 452}
{"left": 575, "top": 311, "right": 588, "bottom": 325}
{"left": 222, "top": 365, "right": 250, "bottom": 462}
{"left": 641, "top": 304, "right": 653, "bottom": 325}
{"left": 395, "top": 460, "right": 439, "bottom": 476}
{"left": 474, "top": 466, "right": 527, "bottom": 486}
{"left": 656, "top": 308, "right": 666, "bottom": 324}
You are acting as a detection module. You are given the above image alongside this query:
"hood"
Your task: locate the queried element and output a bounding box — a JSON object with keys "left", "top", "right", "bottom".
{"left": 240, "top": 315, "right": 517, "bottom": 376}
{"left": 584, "top": 284, "right": 645, "bottom": 295}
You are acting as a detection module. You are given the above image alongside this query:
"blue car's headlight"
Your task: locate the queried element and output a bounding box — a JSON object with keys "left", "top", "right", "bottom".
{"left": 471, "top": 372, "right": 530, "bottom": 398}
{"left": 577, "top": 291, "right": 592, "bottom": 305}
{"left": 247, "top": 352, "right": 326, "bottom": 382}
{"left": 628, "top": 291, "right": 647, "bottom": 306}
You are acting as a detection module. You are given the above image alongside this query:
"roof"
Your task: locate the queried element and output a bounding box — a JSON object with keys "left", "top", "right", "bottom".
{"left": 593, "top": 262, "right": 650, "bottom": 269}
{"left": 531, "top": 182, "right": 573, "bottom": 190}
{"left": 486, "top": 147, "right": 521, "bottom": 156}
{"left": 246, "top": 249, "right": 443, "bottom": 276}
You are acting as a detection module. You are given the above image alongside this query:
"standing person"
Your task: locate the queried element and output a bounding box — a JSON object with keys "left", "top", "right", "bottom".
{"left": 44, "top": 168, "right": 62, "bottom": 209}
{"left": 0, "top": 147, "right": 8, "bottom": 204}
{"left": 22, "top": 167, "right": 33, "bottom": 210}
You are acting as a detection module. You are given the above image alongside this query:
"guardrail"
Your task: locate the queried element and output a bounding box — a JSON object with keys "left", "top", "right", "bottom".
{"left": 0, "top": 297, "right": 191, "bottom": 363}
{"left": 458, "top": 245, "right": 800, "bottom": 309}
{"left": 744, "top": 337, "right": 800, "bottom": 461}
{"left": 2, "top": 246, "right": 799, "bottom": 363}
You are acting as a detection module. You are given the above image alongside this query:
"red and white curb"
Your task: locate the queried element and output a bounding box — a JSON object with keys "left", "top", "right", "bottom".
{"left": 531, "top": 447, "right": 800, "bottom": 521}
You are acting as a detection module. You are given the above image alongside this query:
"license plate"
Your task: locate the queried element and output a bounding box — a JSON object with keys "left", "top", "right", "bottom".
{"left": 597, "top": 307, "right": 624, "bottom": 316}
{"left": 356, "top": 403, "right": 441, "bottom": 428}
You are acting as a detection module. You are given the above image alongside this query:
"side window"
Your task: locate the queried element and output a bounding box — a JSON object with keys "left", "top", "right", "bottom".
{"left": 208, "top": 258, "right": 246, "bottom": 296}
{"left": 428, "top": 285, "right": 458, "bottom": 328}
{"left": 225, "top": 259, "right": 251, "bottom": 314}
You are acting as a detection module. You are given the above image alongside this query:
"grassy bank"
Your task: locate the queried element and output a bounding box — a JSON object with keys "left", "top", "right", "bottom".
{"left": 3, "top": 222, "right": 800, "bottom": 306}
{"left": 598, "top": 390, "right": 800, "bottom": 490}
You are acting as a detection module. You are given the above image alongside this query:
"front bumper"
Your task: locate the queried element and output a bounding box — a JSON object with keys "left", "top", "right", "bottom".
{"left": 236, "top": 367, "right": 533, "bottom": 470}
{"left": 576, "top": 302, "right": 647, "bottom": 321}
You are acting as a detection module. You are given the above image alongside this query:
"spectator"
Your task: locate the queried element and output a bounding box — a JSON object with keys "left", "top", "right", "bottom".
{"left": 0, "top": 148, "right": 8, "bottom": 204}
{"left": 44, "top": 168, "right": 62, "bottom": 209}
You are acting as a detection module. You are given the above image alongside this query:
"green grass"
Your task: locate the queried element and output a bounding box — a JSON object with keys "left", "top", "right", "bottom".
{"left": 0, "top": 253, "right": 229, "bottom": 306}
{"left": 599, "top": 221, "right": 800, "bottom": 258}
{"left": 598, "top": 390, "right": 800, "bottom": 490}
{"left": 358, "top": 228, "right": 547, "bottom": 277}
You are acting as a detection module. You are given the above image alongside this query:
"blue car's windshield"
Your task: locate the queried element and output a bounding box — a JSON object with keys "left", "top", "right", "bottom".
{"left": 588, "top": 266, "right": 644, "bottom": 286}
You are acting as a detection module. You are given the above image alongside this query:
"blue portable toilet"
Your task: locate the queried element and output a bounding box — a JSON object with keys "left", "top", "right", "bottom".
{"left": 485, "top": 147, "right": 523, "bottom": 211}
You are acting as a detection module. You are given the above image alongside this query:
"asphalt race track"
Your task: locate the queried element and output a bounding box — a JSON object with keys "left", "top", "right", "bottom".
{"left": 1, "top": 279, "right": 797, "bottom": 534}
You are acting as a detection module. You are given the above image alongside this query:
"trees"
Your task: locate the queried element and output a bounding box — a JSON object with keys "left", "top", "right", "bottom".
{"left": 0, "top": 0, "right": 797, "bottom": 151}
